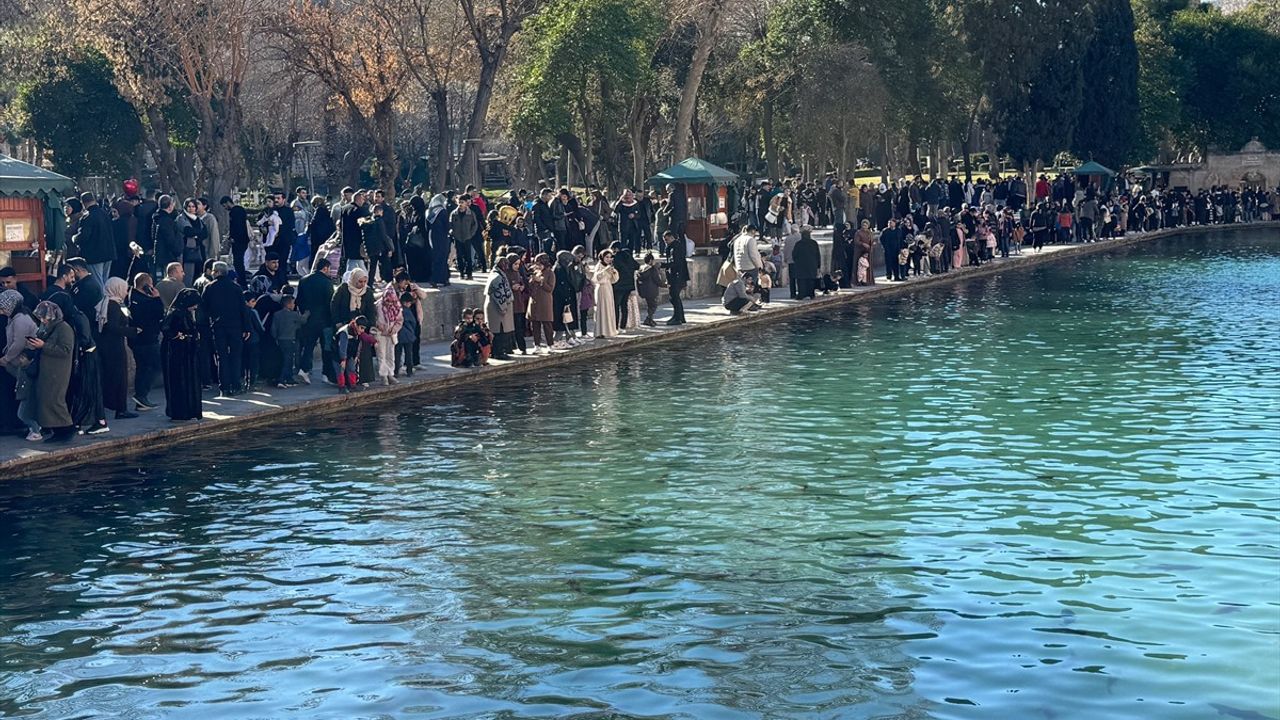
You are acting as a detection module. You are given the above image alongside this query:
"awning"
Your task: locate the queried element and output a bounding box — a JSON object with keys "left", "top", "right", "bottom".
{"left": 647, "top": 157, "right": 739, "bottom": 186}
{"left": 0, "top": 154, "right": 76, "bottom": 201}
{"left": 1072, "top": 161, "right": 1116, "bottom": 177}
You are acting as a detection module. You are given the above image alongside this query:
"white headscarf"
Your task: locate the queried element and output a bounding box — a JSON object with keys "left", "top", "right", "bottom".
{"left": 104, "top": 277, "right": 130, "bottom": 319}
{"left": 344, "top": 266, "right": 368, "bottom": 312}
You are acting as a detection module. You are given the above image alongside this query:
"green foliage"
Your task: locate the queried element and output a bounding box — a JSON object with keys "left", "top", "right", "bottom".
{"left": 1166, "top": 4, "right": 1280, "bottom": 150}
{"left": 510, "top": 0, "right": 662, "bottom": 142}
{"left": 14, "top": 51, "right": 143, "bottom": 179}
{"left": 1072, "top": 0, "right": 1140, "bottom": 167}
{"left": 1133, "top": 0, "right": 1184, "bottom": 159}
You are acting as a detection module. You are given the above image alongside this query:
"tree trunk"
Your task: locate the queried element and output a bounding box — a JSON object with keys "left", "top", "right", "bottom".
{"left": 763, "top": 99, "right": 778, "bottom": 181}
{"left": 431, "top": 88, "right": 451, "bottom": 191}
{"left": 908, "top": 138, "right": 921, "bottom": 176}
{"left": 143, "top": 106, "right": 187, "bottom": 197}
{"left": 373, "top": 101, "right": 398, "bottom": 191}
{"left": 672, "top": 0, "right": 725, "bottom": 161}
{"left": 839, "top": 117, "right": 850, "bottom": 182}
{"left": 456, "top": 54, "right": 503, "bottom": 188}
{"left": 556, "top": 133, "right": 589, "bottom": 188}
{"left": 961, "top": 135, "right": 973, "bottom": 184}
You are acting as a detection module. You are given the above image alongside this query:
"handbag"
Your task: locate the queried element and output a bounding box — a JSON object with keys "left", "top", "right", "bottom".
{"left": 561, "top": 307, "right": 574, "bottom": 325}
{"left": 765, "top": 210, "right": 778, "bottom": 225}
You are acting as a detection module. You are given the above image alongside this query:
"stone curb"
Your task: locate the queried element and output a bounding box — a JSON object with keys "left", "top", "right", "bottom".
{"left": 3, "top": 221, "right": 1275, "bottom": 480}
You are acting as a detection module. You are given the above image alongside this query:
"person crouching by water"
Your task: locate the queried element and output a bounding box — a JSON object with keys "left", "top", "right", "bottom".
{"left": 451, "top": 309, "right": 486, "bottom": 367}
{"left": 722, "top": 275, "right": 761, "bottom": 315}
{"left": 336, "top": 315, "right": 375, "bottom": 392}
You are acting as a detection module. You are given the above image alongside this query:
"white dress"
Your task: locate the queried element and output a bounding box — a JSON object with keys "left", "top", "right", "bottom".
{"left": 592, "top": 264, "right": 619, "bottom": 338}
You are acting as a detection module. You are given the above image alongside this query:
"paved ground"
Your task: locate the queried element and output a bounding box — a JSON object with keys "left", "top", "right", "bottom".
{"left": 2, "top": 224, "right": 1255, "bottom": 478}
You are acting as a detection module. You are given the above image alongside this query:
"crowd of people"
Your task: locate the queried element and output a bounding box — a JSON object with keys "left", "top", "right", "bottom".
{"left": 0, "top": 180, "right": 697, "bottom": 443}
{"left": 728, "top": 173, "right": 1279, "bottom": 300}
{"left": 0, "top": 170, "right": 1274, "bottom": 446}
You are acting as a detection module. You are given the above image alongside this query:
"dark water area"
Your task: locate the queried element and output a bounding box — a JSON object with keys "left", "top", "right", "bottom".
{"left": 1, "top": 230, "right": 1278, "bottom": 719}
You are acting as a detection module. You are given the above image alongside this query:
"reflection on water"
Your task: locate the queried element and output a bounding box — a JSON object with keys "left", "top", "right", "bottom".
{"left": 1, "top": 231, "right": 1278, "bottom": 719}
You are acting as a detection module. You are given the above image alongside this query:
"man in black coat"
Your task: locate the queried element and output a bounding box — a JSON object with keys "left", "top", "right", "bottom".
{"left": 880, "top": 219, "right": 906, "bottom": 282}
{"left": 272, "top": 192, "right": 295, "bottom": 270}
{"left": 611, "top": 244, "right": 639, "bottom": 327}
{"left": 151, "top": 196, "right": 182, "bottom": 277}
{"left": 199, "top": 262, "right": 247, "bottom": 396}
{"left": 221, "top": 195, "right": 251, "bottom": 283}
{"left": 295, "top": 257, "right": 336, "bottom": 385}
{"left": 661, "top": 231, "right": 689, "bottom": 325}
{"left": 340, "top": 190, "right": 370, "bottom": 273}
{"left": 531, "top": 189, "right": 556, "bottom": 255}
{"left": 74, "top": 193, "right": 116, "bottom": 284}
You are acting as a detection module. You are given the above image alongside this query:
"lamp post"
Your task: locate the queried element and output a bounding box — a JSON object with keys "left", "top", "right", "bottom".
{"left": 293, "top": 140, "right": 321, "bottom": 196}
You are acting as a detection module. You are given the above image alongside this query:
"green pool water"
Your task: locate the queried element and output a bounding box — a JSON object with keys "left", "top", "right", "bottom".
{"left": 1, "top": 229, "right": 1277, "bottom": 719}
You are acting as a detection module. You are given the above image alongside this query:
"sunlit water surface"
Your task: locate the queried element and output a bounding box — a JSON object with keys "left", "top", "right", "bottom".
{"left": 1, "top": 230, "right": 1278, "bottom": 719}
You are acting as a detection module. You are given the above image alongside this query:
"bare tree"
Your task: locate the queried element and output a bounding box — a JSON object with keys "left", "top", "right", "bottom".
{"left": 269, "top": 0, "right": 408, "bottom": 190}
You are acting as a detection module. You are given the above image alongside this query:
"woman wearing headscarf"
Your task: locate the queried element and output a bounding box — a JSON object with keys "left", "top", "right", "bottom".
{"left": 526, "top": 253, "right": 556, "bottom": 354}
{"left": 504, "top": 253, "right": 530, "bottom": 356}
{"left": 375, "top": 281, "right": 403, "bottom": 385}
{"left": 100, "top": 277, "right": 139, "bottom": 419}
{"left": 30, "top": 301, "right": 76, "bottom": 441}
{"left": 331, "top": 267, "right": 376, "bottom": 383}
{"left": 853, "top": 219, "right": 877, "bottom": 287}
{"left": 552, "top": 250, "right": 582, "bottom": 349}
{"left": 161, "top": 289, "right": 202, "bottom": 422}
{"left": 400, "top": 197, "right": 429, "bottom": 283}
{"left": 0, "top": 290, "right": 40, "bottom": 440}
{"left": 484, "top": 256, "right": 515, "bottom": 360}
{"left": 425, "top": 193, "right": 452, "bottom": 287}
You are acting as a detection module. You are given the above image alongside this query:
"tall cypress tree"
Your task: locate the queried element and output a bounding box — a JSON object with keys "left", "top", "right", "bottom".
{"left": 1072, "top": 0, "right": 1141, "bottom": 168}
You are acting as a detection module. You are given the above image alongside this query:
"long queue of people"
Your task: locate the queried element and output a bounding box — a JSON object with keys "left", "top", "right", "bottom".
{"left": 0, "top": 180, "right": 697, "bottom": 444}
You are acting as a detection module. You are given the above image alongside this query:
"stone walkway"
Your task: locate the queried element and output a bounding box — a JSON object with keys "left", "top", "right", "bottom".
{"left": 1, "top": 224, "right": 1266, "bottom": 478}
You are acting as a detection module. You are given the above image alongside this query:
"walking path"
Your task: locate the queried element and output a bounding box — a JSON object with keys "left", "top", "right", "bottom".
{"left": 2, "top": 223, "right": 1273, "bottom": 479}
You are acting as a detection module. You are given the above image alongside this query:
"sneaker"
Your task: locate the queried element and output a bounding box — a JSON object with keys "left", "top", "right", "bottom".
{"left": 134, "top": 398, "right": 155, "bottom": 411}
{"left": 322, "top": 377, "right": 336, "bottom": 386}
{"left": 276, "top": 382, "right": 289, "bottom": 389}
{"left": 552, "top": 341, "right": 570, "bottom": 350}
{"left": 25, "top": 431, "right": 42, "bottom": 442}
{"left": 86, "top": 425, "right": 110, "bottom": 436}
{"left": 296, "top": 371, "right": 312, "bottom": 385}
{"left": 115, "top": 411, "right": 139, "bottom": 420}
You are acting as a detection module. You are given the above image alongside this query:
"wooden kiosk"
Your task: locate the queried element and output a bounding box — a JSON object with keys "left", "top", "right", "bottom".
{"left": 647, "top": 158, "right": 739, "bottom": 250}
{"left": 0, "top": 154, "right": 73, "bottom": 293}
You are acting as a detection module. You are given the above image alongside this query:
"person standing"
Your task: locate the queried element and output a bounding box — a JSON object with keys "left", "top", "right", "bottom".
{"left": 610, "top": 245, "right": 639, "bottom": 330}
{"left": 591, "top": 250, "right": 619, "bottom": 338}
{"left": 330, "top": 267, "right": 376, "bottom": 384}
{"left": 881, "top": 219, "right": 906, "bottom": 282}
{"left": 73, "top": 193, "right": 116, "bottom": 284}
{"left": 198, "top": 198, "right": 221, "bottom": 266}
{"left": 221, "top": 196, "right": 251, "bottom": 282}
{"left": 296, "top": 257, "right": 336, "bottom": 385}
{"left": 29, "top": 301, "right": 77, "bottom": 442}
{"left": 853, "top": 220, "right": 877, "bottom": 286}
{"left": 635, "top": 252, "right": 662, "bottom": 327}
{"left": 67, "top": 259, "right": 110, "bottom": 435}
{"left": 161, "top": 289, "right": 203, "bottom": 422}
{"left": 425, "top": 194, "right": 452, "bottom": 288}
{"left": 175, "top": 198, "right": 208, "bottom": 286}
{"left": 128, "top": 273, "right": 163, "bottom": 410}
{"left": 340, "top": 190, "right": 371, "bottom": 273}
{"left": 374, "top": 282, "right": 403, "bottom": 385}
{"left": 614, "top": 190, "right": 646, "bottom": 253}
{"left": 792, "top": 227, "right": 821, "bottom": 299}
{"left": 100, "top": 278, "right": 139, "bottom": 420}
{"left": 484, "top": 257, "right": 516, "bottom": 359}
{"left": 661, "top": 231, "right": 688, "bottom": 326}
{"left": 199, "top": 262, "right": 247, "bottom": 397}
{"left": 526, "top": 254, "right": 556, "bottom": 354}
{"left": 450, "top": 195, "right": 479, "bottom": 280}
{"left": 272, "top": 192, "right": 296, "bottom": 269}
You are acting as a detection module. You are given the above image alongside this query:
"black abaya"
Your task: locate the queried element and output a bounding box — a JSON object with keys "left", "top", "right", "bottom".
{"left": 161, "top": 310, "right": 203, "bottom": 421}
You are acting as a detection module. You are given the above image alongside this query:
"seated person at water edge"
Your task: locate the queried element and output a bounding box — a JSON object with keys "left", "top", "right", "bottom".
{"left": 722, "top": 276, "right": 761, "bottom": 315}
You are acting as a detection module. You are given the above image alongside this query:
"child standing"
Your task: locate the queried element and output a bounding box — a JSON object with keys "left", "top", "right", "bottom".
{"left": 396, "top": 292, "right": 419, "bottom": 377}
{"left": 375, "top": 283, "right": 403, "bottom": 386}
{"left": 271, "top": 295, "right": 304, "bottom": 389}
